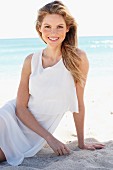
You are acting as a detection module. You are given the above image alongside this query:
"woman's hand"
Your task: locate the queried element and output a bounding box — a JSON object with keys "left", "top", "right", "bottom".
{"left": 78, "top": 143, "right": 105, "bottom": 150}
{"left": 46, "top": 135, "right": 70, "bottom": 156}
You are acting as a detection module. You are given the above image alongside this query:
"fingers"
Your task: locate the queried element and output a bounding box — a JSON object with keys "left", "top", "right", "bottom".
{"left": 55, "top": 150, "right": 60, "bottom": 156}
{"left": 63, "top": 145, "right": 70, "bottom": 153}
{"left": 47, "top": 136, "right": 70, "bottom": 156}
{"left": 93, "top": 143, "right": 105, "bottom": 149}
{"left": 86, "top": 145, "right": 95, "bottom": 150}
{"left": 56, "top": 148, "right": 63, "bottom": 156}
{"left": 55, "top": 145, "right": 70, "bottom": 156}
{"left": 85, "top": 143, "right": 105, "bottom": 150}
{"left": 62, "top": 146, "right": 70, "bottom": 155}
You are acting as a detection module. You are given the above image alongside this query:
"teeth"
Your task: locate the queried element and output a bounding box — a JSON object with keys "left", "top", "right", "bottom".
{"left": 49, "top": 37, "right": 58, "bottom": 40}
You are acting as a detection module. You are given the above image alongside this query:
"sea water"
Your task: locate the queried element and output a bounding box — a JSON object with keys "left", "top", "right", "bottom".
{"left": 0, "top": 36, "right": 113, "bottom": 80}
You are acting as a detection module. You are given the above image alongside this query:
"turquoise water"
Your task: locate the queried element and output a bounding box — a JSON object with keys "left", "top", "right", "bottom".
{"left": 0, "top": 36, "right": 113, "bottom": 79}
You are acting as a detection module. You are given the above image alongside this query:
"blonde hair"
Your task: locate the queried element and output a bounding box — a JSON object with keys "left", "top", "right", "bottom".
{"left": 36, "top": 1, "right": 85, "bottom": 85}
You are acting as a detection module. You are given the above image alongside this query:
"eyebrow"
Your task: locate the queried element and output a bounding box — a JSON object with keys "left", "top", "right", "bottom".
{"left": 43, "top": 23, "right": 65, "bottom": 26}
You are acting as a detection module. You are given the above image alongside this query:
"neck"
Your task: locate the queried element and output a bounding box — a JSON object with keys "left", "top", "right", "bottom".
{"left": 43, "top": 46, "right": 62, "bottom": 61}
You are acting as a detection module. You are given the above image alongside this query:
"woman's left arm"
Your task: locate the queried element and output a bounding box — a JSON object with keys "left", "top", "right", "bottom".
{"left": 73, "top": 50, "right": 105, "bottom": 150}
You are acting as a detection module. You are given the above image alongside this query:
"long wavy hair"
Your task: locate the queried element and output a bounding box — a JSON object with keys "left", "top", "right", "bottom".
{"left": 36, "top": 1, "right": 85, "bottom": 86}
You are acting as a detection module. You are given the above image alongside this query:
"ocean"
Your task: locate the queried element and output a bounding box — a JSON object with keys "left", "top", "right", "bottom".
{"left": 0, "top": 36, "right": 113, "bottom": 81}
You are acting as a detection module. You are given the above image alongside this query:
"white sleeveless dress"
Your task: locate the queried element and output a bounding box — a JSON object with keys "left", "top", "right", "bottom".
{"left": 0, "top": 48, "right": 78, "bottom": 166}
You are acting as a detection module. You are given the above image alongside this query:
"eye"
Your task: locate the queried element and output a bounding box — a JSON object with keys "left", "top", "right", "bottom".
{"left": 57, "top": 25, "right": 64, "bottom": 29}
{"left": 44, "top": 25, "right": 51, "bottom": 28}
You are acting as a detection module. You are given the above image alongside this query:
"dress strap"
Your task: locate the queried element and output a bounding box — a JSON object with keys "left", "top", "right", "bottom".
{"left": 30, "top": 49, "right": 43, "bottom": 74}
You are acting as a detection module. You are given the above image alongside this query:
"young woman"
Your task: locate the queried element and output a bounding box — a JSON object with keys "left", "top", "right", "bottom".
{"left": 0, "top": 0, "right": 104, "bottom": 166}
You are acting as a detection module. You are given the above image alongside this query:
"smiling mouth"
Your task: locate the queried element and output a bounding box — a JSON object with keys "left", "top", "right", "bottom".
{"left": 48, "top": 37, "right": 59, "bottom": 41}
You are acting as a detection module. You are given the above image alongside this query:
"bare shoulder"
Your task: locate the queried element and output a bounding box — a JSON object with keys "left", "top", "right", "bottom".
{"left": 77, "top": 48, "right": 89, "bottom": 64}
{"left": 21, "top": 53, "right": 34, "bottom": 76}
{"left": 77, "top": 48, "right": 89, "bottom": 66}
{"left": 76, "top": 48, "right": 89, "bottom": 74}
{"left": 24, "top": 53, "right": 33, "bottom": 65}
{"left": 23, "top": 53, "right": 34, "bottom": 67}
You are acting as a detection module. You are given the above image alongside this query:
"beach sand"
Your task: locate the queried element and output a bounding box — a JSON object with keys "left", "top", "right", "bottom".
{"left": 0, "top": 76, "right": 113, "bottom": 170}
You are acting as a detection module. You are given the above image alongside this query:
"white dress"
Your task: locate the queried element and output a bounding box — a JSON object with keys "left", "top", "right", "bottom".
{"left": 0, "top": 48, "right": 78, "bottom": 166}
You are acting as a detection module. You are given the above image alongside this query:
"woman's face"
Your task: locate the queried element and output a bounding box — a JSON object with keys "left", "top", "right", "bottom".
{"left": 39, "top": 14, "right": 69, "bottom": 47}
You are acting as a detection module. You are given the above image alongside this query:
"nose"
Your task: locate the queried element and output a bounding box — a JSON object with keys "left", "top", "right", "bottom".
{"left": 50, "top": 28, "right": 57, "bottom": 34}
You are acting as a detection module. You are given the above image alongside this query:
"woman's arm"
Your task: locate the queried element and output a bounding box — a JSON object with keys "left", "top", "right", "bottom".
{"left": 16, "top": 54, "right": 70, "bottom": 155}
{"left": 73, "top": 50, "right": 105, "bottom": 150}
{"left": 16, "top": 54, "right": 52, "bottom": 140}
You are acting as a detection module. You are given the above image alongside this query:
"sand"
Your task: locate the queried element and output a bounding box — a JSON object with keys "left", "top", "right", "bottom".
{"left": 0, "top": 76, "right": 113, "bottom": 170}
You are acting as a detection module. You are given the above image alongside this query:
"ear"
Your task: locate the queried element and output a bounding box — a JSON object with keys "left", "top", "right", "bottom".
{"left": 66, "top": 27, "right": 69, "bottom": 32}
{"left": 38, "top": 26, "right": 42, "bottom": 33}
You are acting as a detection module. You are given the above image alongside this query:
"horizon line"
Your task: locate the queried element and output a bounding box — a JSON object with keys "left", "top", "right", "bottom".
{"left": 0, "top": 35, "right": 113, "bottom": 40}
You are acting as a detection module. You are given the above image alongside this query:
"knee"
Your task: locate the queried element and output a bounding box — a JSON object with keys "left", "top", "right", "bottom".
{"left": 0, "top": 149, "right": 6, "bottom": 162}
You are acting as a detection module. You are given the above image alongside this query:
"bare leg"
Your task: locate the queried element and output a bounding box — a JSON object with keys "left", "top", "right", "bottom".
{"left": 0, "top": 149, "right": 6, "bottom": 162}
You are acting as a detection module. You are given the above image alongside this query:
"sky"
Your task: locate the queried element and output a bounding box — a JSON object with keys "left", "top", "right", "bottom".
{"left": 0, "top": 0, "right": 113, "bottom": 39}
